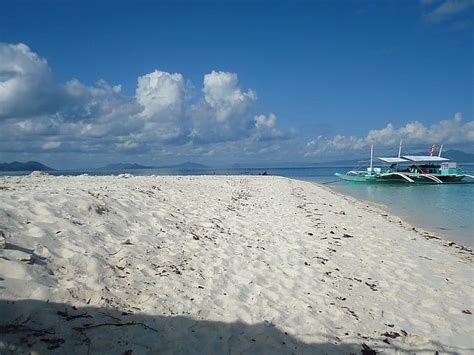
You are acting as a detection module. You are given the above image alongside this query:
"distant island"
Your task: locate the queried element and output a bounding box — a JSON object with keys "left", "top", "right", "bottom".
{"left": 0, "top": 161, "right": 211, "bottom": 172}
{"left": 443, "top": 149, "right": 474, "bottom": 163}
{"left": 2, "top": 151, "right": 472, "bottom": 172}
{"left": 0, "top": 161, "right": 55, "bottom": 172}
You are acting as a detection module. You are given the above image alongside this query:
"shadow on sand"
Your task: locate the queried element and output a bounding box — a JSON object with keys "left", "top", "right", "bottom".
{"left": 0, "top": 299, "right": 466, "bottom": 354}
{"left": 0, "top": 299, "right": 372, "bottom": 354}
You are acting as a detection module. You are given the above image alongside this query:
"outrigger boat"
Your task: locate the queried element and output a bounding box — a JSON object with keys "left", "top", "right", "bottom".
{"left": 335, "top": 142, "right": 474, "bottom": 184}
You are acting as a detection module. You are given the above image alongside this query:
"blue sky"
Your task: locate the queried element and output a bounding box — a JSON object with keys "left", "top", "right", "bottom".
{"left": 0, "top": 0, "right": 473, "bottom": 168}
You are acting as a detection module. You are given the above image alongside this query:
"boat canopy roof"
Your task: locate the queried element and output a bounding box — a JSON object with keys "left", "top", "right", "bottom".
{"left": 378, "top": 157, "right": 409, "bottom": 163}
{"left": 402, "top": 155, "right": 449, "bottom": 162}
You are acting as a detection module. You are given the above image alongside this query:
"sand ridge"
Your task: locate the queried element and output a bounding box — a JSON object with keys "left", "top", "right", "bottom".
{"left": 0, "top": 174, "right": 472, "bottom": 354}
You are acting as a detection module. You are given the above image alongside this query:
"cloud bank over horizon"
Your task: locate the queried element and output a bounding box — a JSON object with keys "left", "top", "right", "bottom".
{"left": 0, "top": 42, "right": 472, "bottom": 168}
{"left": 305, "top": 112, "right": 474, "bottom": 157}
{"left": 0, "top": 43, "right": 295, "bottom": 165}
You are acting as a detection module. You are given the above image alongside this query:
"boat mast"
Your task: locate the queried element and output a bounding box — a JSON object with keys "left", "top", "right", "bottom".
{"left": 438, "top": 144, "right": 443, "bottom": 157}
{"left": 396, "top": 139, "right": 403, "bottom": 170}
{"left": 369, "top": 144, "right": 373, "bottom": 174}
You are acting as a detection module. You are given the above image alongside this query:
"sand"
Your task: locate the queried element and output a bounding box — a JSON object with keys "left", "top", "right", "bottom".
{"left": 0, "top": 174, "right": 472, "bottom": 354}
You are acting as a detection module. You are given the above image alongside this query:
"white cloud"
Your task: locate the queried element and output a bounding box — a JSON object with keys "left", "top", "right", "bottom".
{"left": 1, "top": 42, "right": 471, "bottom": 168}
{"left": 305, "top": 113, "right": 474, "bottom": 157}
{"left": 255, "top": 113, "right": 276, "bottom": 129}
{"left": 422, "top": 0, "right": 474, "bottom": 24}
{"left": 202, "top": 71, "right": 256, "bottom": 123}
{"left": 115, "top": 140, "right": 139, "bottom": 151}
{"left": 0, "top": 43, "right": 292, "bottom": 164}
{"left": 0, "top": 43, "right": 64, "bottom": 118}
{"left": 253, "top": 113, "right": 294, "bottom": 141}
{"left": 190, "top": 71, "right": 260, "bottom": 143}
{"left": 136, "top": 70, "right": 185, "bottom": 118}
{"left": 41, "top": 141, "right": 61, "bottom": 150}
{"left": 135, "top": 70, "right": 188, "bottom": 142}
{"left": 62, "top": 79, "right": 138, "bottom": 122}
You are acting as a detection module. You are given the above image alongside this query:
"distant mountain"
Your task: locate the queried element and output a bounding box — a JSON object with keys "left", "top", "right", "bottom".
{"left": 0, "top": 161, "right": 55, "bottom": 172}
{"left": 441, "top": 150, "right": 474, "bottom": 163}
{"left": 404, "top": 149, "right": 474, "bottom": 163}
{"left": 157, "top": 162, "right": 210, "bottom": 169}
{"left": 98, "top": 163, "right": 153, "bottom": 170}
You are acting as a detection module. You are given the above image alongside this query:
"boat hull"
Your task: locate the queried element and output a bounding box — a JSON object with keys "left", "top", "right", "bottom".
{"left": 334, "top": 173, "right": 379, "bottom": 182}
{"left": 335, "top": 172, "right": 467, "bottom": 184}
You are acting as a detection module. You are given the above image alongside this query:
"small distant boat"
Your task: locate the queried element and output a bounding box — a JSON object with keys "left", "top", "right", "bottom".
{"left": 335, "top": 141, "right": 474, "bottom": 184}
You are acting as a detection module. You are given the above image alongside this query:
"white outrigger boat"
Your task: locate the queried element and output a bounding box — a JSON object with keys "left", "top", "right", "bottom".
{"left": 335, "top": 142, "right": 474, "bottom": 184}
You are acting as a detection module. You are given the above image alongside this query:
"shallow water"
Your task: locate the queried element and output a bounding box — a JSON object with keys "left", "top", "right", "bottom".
{"left": 328, "top": 179, "right": 474, "bottom": 247}
{"left": 2, "top": 165, "right": 473, "bottom": 247}
{"left": 266, "top": 166, "right": 474, "bottom": 248}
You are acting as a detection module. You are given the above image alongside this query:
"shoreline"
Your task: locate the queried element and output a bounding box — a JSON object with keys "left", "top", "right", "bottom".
{"left": 312, "top": 177, "right": 474, "bottom": 249}
{"left": 1, "top": 174, "right": 473, "bottom": 353}
{"left": 313, "top": 180, "right": 473, "bottom": 252}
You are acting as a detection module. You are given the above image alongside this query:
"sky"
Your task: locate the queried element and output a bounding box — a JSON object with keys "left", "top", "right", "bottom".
{"left": 0, "top": 0, "right": 473, "bottom": 169}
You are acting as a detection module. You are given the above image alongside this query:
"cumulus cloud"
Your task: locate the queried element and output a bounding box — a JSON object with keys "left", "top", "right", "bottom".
{"left": 136, "top": 70, "right": 185, "bottom": 118}
{"left": 135, "top": 70, "right": 188, "bottom": 142}
{"left": 253, "top": 113, "right": 296, "bottom": 141}
{"left": 0, "top": 43, "right": 292, "bottom": 164}
{"left": 255, "top": 113, "right": 276, "bottom": 129}
{"left": 202, "top": 71, "right": 256, "bottom": 123}
{"left": 62, "top": 79, "right": 135, "bottom": 121}
{"left": 190, "top": 71, "right": 260, "bottom": 143}
{"left": 0, "top": 43, "right": 141, "bottom": 141}
{"left": 0, "top": 43, "right": 65, "bottom": 118}
{"left": 305, "top": 113, "right": 474, "bottom": 157}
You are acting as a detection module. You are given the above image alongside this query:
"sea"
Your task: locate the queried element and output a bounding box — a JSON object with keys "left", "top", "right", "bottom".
{"left": 2, "top": 165, "right": 473, "bottom": 248}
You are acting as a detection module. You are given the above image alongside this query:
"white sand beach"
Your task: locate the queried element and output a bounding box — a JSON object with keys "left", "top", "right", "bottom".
{"left": 0, "top": 174, "right": 472, "bottom": 354}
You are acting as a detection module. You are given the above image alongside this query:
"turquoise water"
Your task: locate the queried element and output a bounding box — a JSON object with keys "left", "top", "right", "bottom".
{"left": 2, "top": 165, "right": 473, "bottom": 247}
{"left": 261, "top": 166, "right": 474, "bottom": 248}
{"left": 329, "top": 179, "right": 473, "bottom": 247}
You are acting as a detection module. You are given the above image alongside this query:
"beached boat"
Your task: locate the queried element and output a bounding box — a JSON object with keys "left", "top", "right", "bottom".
{"left": 335, "top": 143, "right": 474, "bottom": 184}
